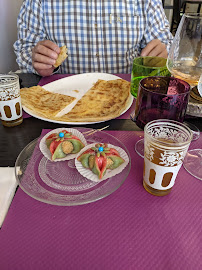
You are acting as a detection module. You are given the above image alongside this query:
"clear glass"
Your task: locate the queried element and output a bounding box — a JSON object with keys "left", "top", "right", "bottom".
{"left": 130, "top": 56, "right": 170, "bottom": 98}
{"left": 167, "top": 13, "right": 202, "bottom": 93}
{"left": 15, "top": 127, "right": 131, "bottom": 206}
{"left": 143, "top": 119, "right": 193, "bottom": 196}
{"left": 167, "top": 13, "right": 202, "bottom": 180}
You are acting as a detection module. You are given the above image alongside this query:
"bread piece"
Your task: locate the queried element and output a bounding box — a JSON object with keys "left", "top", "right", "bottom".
{"left": 20, "top": 85, "right": 75, "bottom": 119}
{"left": 54, "top": 45, "right": 68, "bottom": 68}
{"left": 54, "top": 79, "right": 131, "bottom": 122}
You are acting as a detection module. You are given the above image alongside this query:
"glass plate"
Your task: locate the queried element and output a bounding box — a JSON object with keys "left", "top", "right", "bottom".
{"left": 15, "top": 128, "right": 131, "bottom": 206}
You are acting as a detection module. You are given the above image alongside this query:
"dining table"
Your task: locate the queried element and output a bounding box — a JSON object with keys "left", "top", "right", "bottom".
{"left": 0, "top": 72, "right": 202, "bottom": 270}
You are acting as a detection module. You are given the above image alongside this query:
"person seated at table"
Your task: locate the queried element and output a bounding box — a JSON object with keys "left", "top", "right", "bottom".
{"left": 13, "top": 0, "right": 173, "bottom": 77}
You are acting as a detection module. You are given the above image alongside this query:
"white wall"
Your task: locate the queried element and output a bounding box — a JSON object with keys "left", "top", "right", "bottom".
{"left": 0, "top": 0, "right": 23, "bottom": 73}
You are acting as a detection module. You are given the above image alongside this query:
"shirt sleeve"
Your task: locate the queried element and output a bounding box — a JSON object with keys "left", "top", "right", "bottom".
{"left": 140, "top": 0, "right": 173, "bottom": 53}
{"left": 13, "top": 0, "right": 46, "bottom": 73}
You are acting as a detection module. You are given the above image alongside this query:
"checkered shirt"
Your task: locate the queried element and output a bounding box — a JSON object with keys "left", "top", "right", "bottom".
{"left": 14, "top": 0, "right": 173, "bottom": 74}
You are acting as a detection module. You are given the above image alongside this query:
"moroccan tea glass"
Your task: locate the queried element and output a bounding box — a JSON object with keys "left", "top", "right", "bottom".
{"left": 0, "top": 74, "right": 23, "bottom": 127}
{"left": 143, "top": 119, "right": 192, "bottom": 196}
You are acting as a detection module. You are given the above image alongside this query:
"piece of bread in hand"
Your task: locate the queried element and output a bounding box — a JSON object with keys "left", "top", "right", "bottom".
{"left": 54, "top": 45, "right": 68, "bottom": 68}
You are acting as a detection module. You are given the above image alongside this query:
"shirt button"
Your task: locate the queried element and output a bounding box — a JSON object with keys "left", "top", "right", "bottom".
{"left": 95, "top": 23, "right": 98, "bottom": 28}
{"left": 96, "top": 53, "right": 99, "bottom": 57}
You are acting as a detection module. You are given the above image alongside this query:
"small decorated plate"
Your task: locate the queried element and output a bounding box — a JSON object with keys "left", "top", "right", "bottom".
{"left": 75, "top": 143, "right": 129, "bottom": 182}
{"left": 39, "top": 128, "right": 87, "bottom": 162}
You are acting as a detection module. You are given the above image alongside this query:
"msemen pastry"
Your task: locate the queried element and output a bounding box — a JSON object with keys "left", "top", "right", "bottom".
{"left": 21, "top": 78, "right": 131, "bottom": 122}
{"left": 54, "top": 45, "right": 68, "bottom": 68}
{"left": 54, "top": 79, "right": 131, "bottom": 122}
{"left": 20, "top": 85, "right": 76, "bottom": 119}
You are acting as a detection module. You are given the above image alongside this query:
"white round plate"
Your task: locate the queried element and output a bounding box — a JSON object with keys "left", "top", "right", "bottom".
{"left": 22, "top": 73, "right": 133, "bottom": 124}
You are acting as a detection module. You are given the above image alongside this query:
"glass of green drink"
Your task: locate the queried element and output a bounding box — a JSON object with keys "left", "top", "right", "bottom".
{"left": 130, "top": 56, "right": 170, "bottom": 98}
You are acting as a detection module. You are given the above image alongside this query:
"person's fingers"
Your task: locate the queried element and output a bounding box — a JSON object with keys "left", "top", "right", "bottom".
{"left": 34, "top": 43, "right": 59, "bottom": 59}
{"left": 31, "top": 40, "right": 60, "bottom": 76}
{"left": 35, "top": 40, "right": 60, "bottom": 54}
{"left": 141, "top": 40, "right": 160, "bottom": 56}
{"left": 145, "top": 45, "right": 164, "bottom": 57}
{"left": 33, "top": 61, "right": 53, "bottom": 70}
{"left": 141, "top": 39, "right": 167, "bottom": 58}
{"left": 32, "top": 40, "right": 61, "bottom": 68}
{"left": 33, "top": 52, "right": 56, "bottom": 66}
{"left": 156, "top": 49, "right": 168, "bottom": 58}
{"left": 32, "top": 40, "right": 61, "bottom": 74}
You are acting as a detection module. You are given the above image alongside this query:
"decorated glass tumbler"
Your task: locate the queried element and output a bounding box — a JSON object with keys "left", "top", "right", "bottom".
{"left": 130, "top": 56, "right": 170, "bottom": 98}
{"left": 133, "top": 76, "right": 191, "bottom": 130}
{"left": 0, "top": 74, "right": 23, "bottom": 127}
{"left": 143, "top": 119, "right": 193, "bottom": 196}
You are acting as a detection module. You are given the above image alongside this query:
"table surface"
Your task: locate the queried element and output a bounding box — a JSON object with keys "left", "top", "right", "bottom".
{"left": 0, "top": 73, "right": 202, "bottom": 270}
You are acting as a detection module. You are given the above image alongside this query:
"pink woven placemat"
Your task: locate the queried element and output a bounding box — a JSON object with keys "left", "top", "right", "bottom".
{"left": 0, "top": 129, "right": 201, "bottom": 270}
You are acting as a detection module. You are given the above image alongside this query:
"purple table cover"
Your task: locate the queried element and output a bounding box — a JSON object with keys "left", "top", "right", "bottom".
{"left": 0, "top": 130, "right": 202, "bottom": 270}
{"left": 23, "top": 74, "right": 135, "bottom": 120}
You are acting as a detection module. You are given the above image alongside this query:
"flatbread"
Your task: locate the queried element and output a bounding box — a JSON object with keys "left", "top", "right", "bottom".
{"left": 54, "top": 45, "right": 68, "bottom": 68}
{"left": 53, "top": 79, "right": 131, "bottom": 122}
{"left": 20, "top": 86, "right": 76, "bottom": 119}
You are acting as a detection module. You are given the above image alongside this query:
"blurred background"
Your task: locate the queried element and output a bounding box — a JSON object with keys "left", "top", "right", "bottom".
{"left": 0, "top": 0, "right": 201, "bottom": 74}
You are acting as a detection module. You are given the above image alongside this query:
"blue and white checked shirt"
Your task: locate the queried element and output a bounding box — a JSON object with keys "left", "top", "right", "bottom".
{"left": 14, "top": 0, "right": 173, "bottom": 74}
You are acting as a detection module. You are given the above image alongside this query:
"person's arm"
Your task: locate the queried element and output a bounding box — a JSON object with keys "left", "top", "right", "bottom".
{"left": 13, "top": 0, "right": 59, "bottom": 75}
{"left": 140, "top": 0, "right": 173, "bottom": 57}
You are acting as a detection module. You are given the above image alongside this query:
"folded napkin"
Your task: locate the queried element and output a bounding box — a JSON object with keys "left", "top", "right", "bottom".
{"left": 0, "top": 167, "right": 18, "bottom": 228}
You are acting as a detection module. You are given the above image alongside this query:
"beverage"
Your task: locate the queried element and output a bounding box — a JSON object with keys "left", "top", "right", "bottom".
{"left": 130, "top": 56, "right": 170, "bottom": 98}
{"left": 143, "top": 138, "right": 178, "bottom": 196}
{"left": 143, "top": 120, "right": 192, "bottom": 196}
{"left": 169, "top": 61, "right": 201, "bottom": 87}
{"left": 133, "top": 76, "right": 190, "bottom": 129}
{"left": 0, "top": 74, "right": 23, "bottom": 127}
{"left": 1, "top": 116, "right": 23, "bottom": 127}
{"left": 135, "top": 108, "right": 182, "bottom": 130}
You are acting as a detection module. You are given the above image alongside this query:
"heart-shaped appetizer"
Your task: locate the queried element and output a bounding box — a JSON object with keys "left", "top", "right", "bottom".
{"left": 77, "top": 143, "right": 125, "bottom": 179}
{"left": 39, "top": 128, "right": 87, "bottom": 162}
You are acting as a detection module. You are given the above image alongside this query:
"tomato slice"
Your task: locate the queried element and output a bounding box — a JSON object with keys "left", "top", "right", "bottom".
{"left": 108, "top": 148, "right": 120, "bottom": 156}
{"left": 46, "top": 133, "right": 57, "bottom": 140}
{"left": 49, "top": 140, "right": 61, "bottom": 155}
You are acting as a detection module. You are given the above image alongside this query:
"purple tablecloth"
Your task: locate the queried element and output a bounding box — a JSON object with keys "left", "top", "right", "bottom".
{"left": 1, "top": 130, "right": 202, "bottom": 270}
{"left": 23, "top": 73, "right": 135, "bottom": 120}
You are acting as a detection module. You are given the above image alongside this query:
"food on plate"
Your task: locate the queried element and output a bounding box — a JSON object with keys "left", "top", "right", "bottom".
{"left": 20, "top": 85, "right": 76, "bottom": 118}
{"left": 21, "top": 78, "right": 131, "bottom": 122}
{"left": 54, "top": 45, "right": 68, "bottom": 68}
{"left": 77, "top": 143, "right": 125, "bottom": 179}
{"left": 55, "top": 79, "right": 131, "bottom": 122}
{"left": 46, "top": 130, "right": 85, "bottom": 161}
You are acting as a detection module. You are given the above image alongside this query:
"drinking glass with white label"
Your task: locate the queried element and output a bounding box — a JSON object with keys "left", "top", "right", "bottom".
{"left": 0, "top": 74, "right": 23, "bottom": 127}
{"left": 143, "top": 119, "right": 192, "bottom": 196}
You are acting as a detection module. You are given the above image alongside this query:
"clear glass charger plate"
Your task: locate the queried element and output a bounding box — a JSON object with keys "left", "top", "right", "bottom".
{"left": 15, "top": 127, "right": 131, "bottom": 206}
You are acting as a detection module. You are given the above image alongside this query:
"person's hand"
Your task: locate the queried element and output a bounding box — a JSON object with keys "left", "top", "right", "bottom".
{"left": 32, "top": 40, "right": 60, "bottom": 77}
{"left": 140, "top": 39, "right": 168, "bottom": 58}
